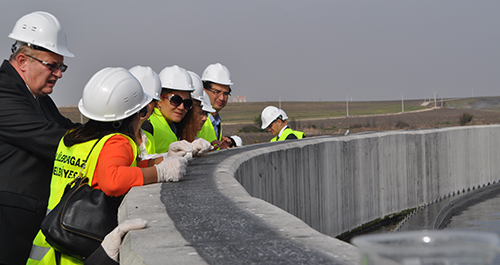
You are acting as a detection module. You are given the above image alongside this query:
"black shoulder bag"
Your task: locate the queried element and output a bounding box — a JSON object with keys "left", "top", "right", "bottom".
{"left": 41, "top": 137, "right": 123, "bottom": 260}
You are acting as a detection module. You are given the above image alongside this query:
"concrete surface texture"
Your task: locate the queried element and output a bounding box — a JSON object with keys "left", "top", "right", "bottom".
{"left": 119, "top": 124, "right": 500, "bottom": 264}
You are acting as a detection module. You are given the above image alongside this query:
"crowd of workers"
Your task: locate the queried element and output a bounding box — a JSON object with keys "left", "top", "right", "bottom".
{"left": 0, "top": 11, "right": 305, "bottom": 265}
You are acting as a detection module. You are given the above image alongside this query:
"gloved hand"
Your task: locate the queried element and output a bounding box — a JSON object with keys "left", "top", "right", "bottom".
{"left": 155, "top": 156, "right": 188, "bottom": 182}
{"left": 101, "top": 218, "right": 149, "bottom": 262}
{"left": 192, "top": 138, "right": 213, "bottom": 156}
{"left": 165, "top": 140, "right": 193, "bottom": 159}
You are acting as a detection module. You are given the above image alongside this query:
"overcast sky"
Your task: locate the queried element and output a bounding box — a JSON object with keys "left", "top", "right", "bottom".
{"left": 1, "top": 1, "right": 499, "bottom": 106}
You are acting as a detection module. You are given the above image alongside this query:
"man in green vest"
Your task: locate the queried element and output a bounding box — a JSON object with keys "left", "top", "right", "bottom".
{"left": 261, "top": 106, "right": 305, "bottom": 142}
{"left": 198, "top": 63, "right": 234, "bottom": 149}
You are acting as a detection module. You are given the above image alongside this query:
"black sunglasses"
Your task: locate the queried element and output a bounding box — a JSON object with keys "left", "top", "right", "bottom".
{"left": 161, "top": 94, "right": 193, "bottom": 110}
{"left": 25, "top": 54, "right": 68, "bottom": 72}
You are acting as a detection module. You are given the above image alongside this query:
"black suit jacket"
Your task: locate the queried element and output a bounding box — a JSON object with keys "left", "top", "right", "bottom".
{"left": 0, "top": 60, "right": 78, "bottom": 264}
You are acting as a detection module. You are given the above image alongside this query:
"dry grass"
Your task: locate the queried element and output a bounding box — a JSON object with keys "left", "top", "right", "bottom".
{"left": 221, "top": 97, "right": 500, "bottom": 145}
{"left": 58, "top": 97, "right": 500, "bottom": 146}
{"left": 220, "top": 99, "right": 428, "bottom": 123}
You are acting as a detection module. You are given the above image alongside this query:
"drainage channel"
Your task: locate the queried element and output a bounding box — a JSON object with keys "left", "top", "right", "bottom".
{"left": 339, "top": 180, "right": 500, "bottom": 243}
{"left": 398, "top": 181, "right": 500, "bottom": 232}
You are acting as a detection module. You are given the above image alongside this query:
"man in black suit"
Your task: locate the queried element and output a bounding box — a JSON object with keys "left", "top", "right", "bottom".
{"left": 0, "top": 11, "right": 79, "bottom": 264}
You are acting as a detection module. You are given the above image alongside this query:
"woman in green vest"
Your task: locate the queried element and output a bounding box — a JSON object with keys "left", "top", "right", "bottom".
{"left": 142, "top": 65, "right": 196, "bottom": 153}
{"left": 28, "top": 67, "right": 189, "bottom": 265}
{"left": 129, "top": 65, "right": 162, "bottom": 157}
{"left": 187, "top": 71, "right": 217, "bottom": 141}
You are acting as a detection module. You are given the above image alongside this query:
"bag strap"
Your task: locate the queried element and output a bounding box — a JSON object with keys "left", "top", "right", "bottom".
{"left": 80, "top": 136, "right": 104, "bottom": 175}
{"left": 55, "top": 250, "right": 61, "bottom": 265}
{"left": 65, "top": 136, "right": 104, "bottom": 191}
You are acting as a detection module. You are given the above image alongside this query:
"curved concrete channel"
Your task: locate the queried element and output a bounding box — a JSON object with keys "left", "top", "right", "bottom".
{"left": 396, "top": 180, "right": 500, "bottom": 232}
{"left": 119, "top": 124, "right": 500, "bottom": 265}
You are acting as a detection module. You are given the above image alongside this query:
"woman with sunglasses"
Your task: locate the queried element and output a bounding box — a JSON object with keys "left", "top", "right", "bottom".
{"left": 164, "top": 71, "right": 213, "bottom": 156}
{"left": 143, "top": 65, "right": 197, "bottom": 153}
{"left": 29, "top": 67, "right": 188, "bottom": 264}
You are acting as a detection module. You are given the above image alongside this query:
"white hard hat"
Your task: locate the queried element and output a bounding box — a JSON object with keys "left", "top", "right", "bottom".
{"left": 159, "top": 65, "right": 194, "bottom": 92}
{"left": 229, "top": 135, "right": 242, "bottom": 147}
{"left": 261, "top": 106, "right": 282, "bottom": 129}
{"left": 280, "top": 109, "right": 288, "bottom": 120}
{"left": 188, "top": 71, "right": 204, "bottom": 100}
{"left": 78, "top": 67, "right": 152, "bottom": 122}
{"left": 9, "top": 11, "right": 74, "bottom": 57}
{"left": 188, "top": 71, "right": 216, "bottom": 113}
{"left": 129, "top": 65, "right": 161, "bottom": 101}
{"left": 201, "top": 63, "right": 233, "bottom": 85}
{"left": 201, "top": 91, "right": 216, "bottom": 113}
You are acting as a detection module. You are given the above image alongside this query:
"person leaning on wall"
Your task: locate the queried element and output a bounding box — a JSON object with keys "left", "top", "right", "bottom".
{"left": 132, "top": 65, "right": 212, "bottom": 161}
{"left": 198, "top": 63, "right": 234, "bottom": 149}
{"left": 129, "top": 65, "right": 162, "bottom": 157}
{"left": 142, "top": 65, "right": 195, "bottom": 153}
{"left": 28, "top": 67, "right": 190, "bottom": 264}
{"left": 188, "top": 70, "right": 214, "bottom": 136}
{"left": 0, "top": 11, "right": 80, "bottom": 264}
{"left": 261, "top": 106, "right": 305, "bottom": 142}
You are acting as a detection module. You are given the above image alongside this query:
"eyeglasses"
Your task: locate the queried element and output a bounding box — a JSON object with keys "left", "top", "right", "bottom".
{"left": 161, "top": 94, "right": 193, "bottom": 110}
{"left": 138, "top": 106, "right": 148, "bottom": 118}
{"left": 25, "top": 54, "right": 68, "bottom": 72}
{"left": 207, "top": 88, "right": 231, "bottom": 98}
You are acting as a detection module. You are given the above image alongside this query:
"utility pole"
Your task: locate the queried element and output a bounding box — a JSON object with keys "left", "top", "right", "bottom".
{"left": 346, "top": 95, "right": 349, "bottom": 117}
{"left": 401, "top": 94, "right": 404, "bottom": 113}
{"left": 434, "top": 91, "right": 437, "bottom": 108}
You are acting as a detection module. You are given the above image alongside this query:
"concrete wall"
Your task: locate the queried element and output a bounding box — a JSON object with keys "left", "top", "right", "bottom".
{"left": 120, "top": 124, "right": 500, "bottom": 264}
{"left": 234, "top": 125, "right": 500, "bottom": 237}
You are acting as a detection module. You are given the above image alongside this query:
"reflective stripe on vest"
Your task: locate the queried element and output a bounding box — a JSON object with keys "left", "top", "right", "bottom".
{"left": 29, "top": 244, "right": 51, "bottom": 261}
{"left": 148, "top": 108, "right": 179, "bottom": 153}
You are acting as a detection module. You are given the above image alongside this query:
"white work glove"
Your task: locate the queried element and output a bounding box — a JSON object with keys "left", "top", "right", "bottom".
{"left": 192, "top": 138, "right": 213, "bottom": 157}
{"left": 155, "top": 156, "right": 188, "bottom": 182}
{"left": 165, "top": 140, "right": 193, "bottom": 159}
{"left": 101, "top": 218, "right": 149, "bottom": 262}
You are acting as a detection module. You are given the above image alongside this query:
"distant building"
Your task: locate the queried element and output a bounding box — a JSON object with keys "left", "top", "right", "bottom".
{"left": 231, "top": 95, "right": 247, "bottom": 102}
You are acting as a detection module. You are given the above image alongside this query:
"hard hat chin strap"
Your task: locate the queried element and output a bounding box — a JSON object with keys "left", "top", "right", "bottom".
{"left": 273, "top": 115, "right": 283, "bottom": 124}
{"left": 11, "top": 41, "right": 23, "bottom": 53}
{"left": 11, "top": 41, "right": 51, "bottom": 54}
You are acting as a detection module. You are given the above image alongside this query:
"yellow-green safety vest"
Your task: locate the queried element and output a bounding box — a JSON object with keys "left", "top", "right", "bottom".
{"left": 143, "top": 129, "right": 156, "bottom": 155}
{"left": 28, "top": 133, "right": 137, "bottom": 265}
{"left": 148, "top": 108, "right": 179, "bottom": 153}
{"left": 270, "top": 128, "right": 305, "bottom": 142}
{"left": 197, "top": 114, "right": 222, "bottom": 143}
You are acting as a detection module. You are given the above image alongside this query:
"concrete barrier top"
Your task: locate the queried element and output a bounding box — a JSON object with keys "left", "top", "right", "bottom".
{"left": 119, "top": 124, "right": 500, "bottom": 265}
{"left": 119, "top": 141, "right": 360, "bottom": 265}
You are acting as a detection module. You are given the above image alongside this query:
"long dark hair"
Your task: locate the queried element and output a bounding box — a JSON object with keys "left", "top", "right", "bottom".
{"left": 161, "top": 88, "right": 198, "bottom": 142}
{"left": 176, "top": 100, "right": 201, "bottom": 142}
{"left": 63, "top": 115, "right": 137, "bottom": 147}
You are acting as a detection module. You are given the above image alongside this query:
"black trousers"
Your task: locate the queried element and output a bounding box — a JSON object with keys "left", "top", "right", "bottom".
{"left": 0, "top": 203, "right": 45, "bottom": 265}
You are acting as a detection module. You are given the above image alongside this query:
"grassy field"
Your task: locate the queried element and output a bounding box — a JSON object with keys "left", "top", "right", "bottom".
{"left": 220, "top": 99, "right": 429, "bottom": 124}
{"left": 58, "top": 96, "right": 500, "bottom": 145}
